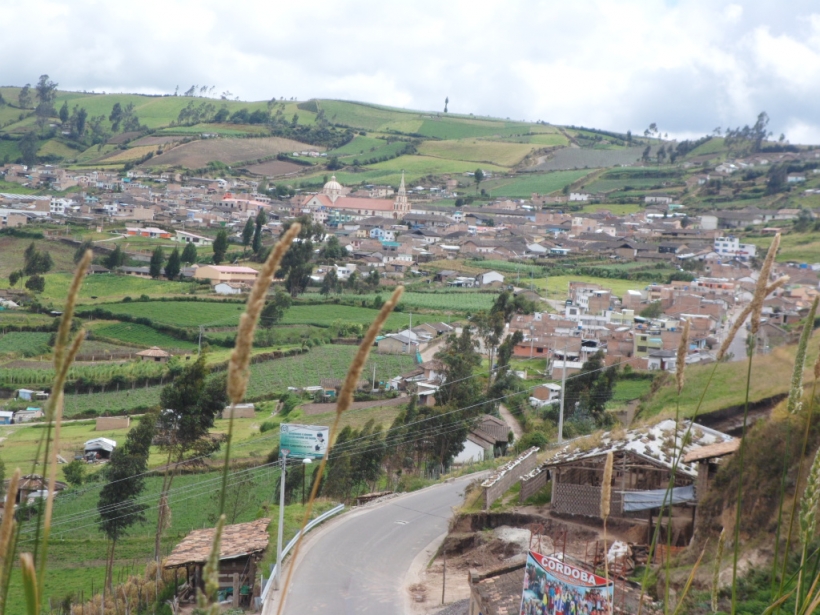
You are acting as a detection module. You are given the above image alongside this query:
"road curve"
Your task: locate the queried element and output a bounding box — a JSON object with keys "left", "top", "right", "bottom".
{"left": 279, "top": 475, "right": 477, "bottom": 615}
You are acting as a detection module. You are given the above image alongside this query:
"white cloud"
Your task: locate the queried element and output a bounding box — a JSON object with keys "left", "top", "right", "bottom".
{"left": 2, "top": 0, "right": 820, "bottom": 142}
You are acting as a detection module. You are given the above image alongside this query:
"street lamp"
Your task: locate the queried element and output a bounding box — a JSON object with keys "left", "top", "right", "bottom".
{"left": 302, "top": 458, "right": 313, "bottom": 506}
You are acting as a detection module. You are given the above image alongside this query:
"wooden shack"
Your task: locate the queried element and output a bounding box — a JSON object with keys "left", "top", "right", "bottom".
{"left": 164, "top": 518, "right": 270, "bottom": 607}
{"left": 136, "top": 346, "right": 171, "bottom": 363}
{"left": 543, "top": 420, "right": 733, "bottom": 545}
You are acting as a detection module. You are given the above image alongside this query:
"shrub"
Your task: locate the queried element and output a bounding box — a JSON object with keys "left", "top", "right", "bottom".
{"left": 260, "top": 421, "right": 277, "bottom": 433}
{"left": 62, "top": 459, "right": 86, "bottom": 486}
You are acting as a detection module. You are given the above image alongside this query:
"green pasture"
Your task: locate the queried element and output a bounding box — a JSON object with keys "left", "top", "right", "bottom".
{"left": 0, "top": 331, "right": 51, "bottom": 357}
{"left": 745, "top": 233, "right": 820, "bottom": 264}
{"left": 38, "top": 273, "right": 193, "bottom": 303}
{"left": 482, "top": 169, "right": 594, "bottom": 197}
{"left": 298, "top": 291, "right": 495, "bottom": 313}
{"left": 417, "top": 139, "right": 536, "bottom": 167}
{"left": 89, "top": 321, "right": 200, "bottom": 350}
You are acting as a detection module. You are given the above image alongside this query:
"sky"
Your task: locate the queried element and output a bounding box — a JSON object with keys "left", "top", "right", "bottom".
{"left": 5, "top": 0, "right": 820, "bottom": 143}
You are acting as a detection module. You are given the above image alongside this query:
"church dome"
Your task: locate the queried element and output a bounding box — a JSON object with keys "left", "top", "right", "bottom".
{"left": 323, "top": 175, "right": 342, "bottom": 194}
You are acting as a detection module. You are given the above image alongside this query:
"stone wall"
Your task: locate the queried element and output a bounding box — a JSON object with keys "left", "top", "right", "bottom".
{"left": 481, "top": 447, "right": 539, "bottom": 510}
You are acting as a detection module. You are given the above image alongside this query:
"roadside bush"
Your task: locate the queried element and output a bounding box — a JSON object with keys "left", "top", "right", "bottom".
{"left": 259, "top": 421, "right": 277, "bottom": 433}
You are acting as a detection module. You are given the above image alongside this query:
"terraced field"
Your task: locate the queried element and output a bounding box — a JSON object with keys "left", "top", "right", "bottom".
{"left": 417, "top": 139, "right": 536, "bottom": 166}
{"left": 0, "top": 332, "right": 51, "bottom": 357}
{"left": 532, "top": 147, "right": 645, "bottom": 171}
{"left": 91, "top": 322, "right": 199, "bottom": 350}
{"left": 482, "top": 170, "right": 594, "bottom": 197}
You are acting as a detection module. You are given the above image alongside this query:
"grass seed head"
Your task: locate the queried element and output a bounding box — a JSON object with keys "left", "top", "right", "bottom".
{"left": 800, "top": 447, "right": 820, "bottom": 544}
{"left": 787, "top": 296, "right": 819, "bottom": 415}
{"left": 676, "top": 318, "right": 690, "bottom": 394}
{"left": 228, "top": 223, "right": 300, "bottom": 404}
{"left": 750, "top": 233, "right": 781, "bottom": 335}
{"left": 601, "top": 451, "right": 614, "bottom": 519}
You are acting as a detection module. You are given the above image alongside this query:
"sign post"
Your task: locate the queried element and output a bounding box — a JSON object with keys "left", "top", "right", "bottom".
{"left": 275, "top": 449, "right": 288, "bottom": 590}
{"left": 273, "top": 424, "right": 328, "bottom": 590}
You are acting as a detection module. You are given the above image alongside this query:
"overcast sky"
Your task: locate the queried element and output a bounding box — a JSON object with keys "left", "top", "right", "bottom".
{"left": 5, "top": 0, "right": 820, "bottom": 143}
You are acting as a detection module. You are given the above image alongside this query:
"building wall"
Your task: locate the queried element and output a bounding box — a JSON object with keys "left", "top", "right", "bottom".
{"left": 519, "top": 468, "right": 549, "bottom": 503}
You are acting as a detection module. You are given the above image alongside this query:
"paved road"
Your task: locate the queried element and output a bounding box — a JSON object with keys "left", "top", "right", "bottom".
{"left": 279, "top": 476, "right": 476, "bottom": 615}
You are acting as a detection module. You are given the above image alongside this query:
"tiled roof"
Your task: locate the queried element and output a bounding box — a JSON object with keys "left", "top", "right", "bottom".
{"left": 165, "top": 518, "right": 270, "bottom": 568}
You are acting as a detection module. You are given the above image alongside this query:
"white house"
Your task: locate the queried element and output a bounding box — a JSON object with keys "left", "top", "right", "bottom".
{"left": 453, "top": 432, "right": 494, "bottom": 464}
{"left": 476, "top": 271, "right": 505, "bottom": 286}
{"left": 175, "top": 230, "right": 214, "bottom": 246}
{"left": 713, "top": 236, "right": 757, "bottom": 260}
{"left": 214, "top": 282, "right": 244, "bottom": 295}
{"left": 568, "top": 192, "right": 590, "bottom": 202}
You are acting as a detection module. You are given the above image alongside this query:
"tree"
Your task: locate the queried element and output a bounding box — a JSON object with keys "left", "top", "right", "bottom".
{"left": 474, "top": 169, "right": 484, "bottom": 193}
{"left": 165, "top": 247, "right": 181, "bottom": 279}
{"left": 74, "top": 240, "right": 93, "bottom": 264}
{"left": 18, "top": 84, "right": 32, "bottom": 109}
{"left": 105, "top": 244, "right": 125, "bottom": 270}
{"left": 470, "top": 309, "right": 505, "bottom": 391}
{"left": 71, "top": 106, "right": 88, "bottom": 138}
{"left": 563, "top": 351, "right": 618, "bottom": 422}
{"left": 35, "top": 74, "right": 58, "bottom": 107}
{"left": 109, "top": 103, "right": 123, "bottom": 131}
{"left": 25, "top": 274, "right": 45, "bottom": 293}
{"left": 63, "top": 460, "right": 86, "bottom": 486}
{"left": 23, "top": 243, "right": 53, "bottom": 275}
{"left": 795, "top": 208, "right": 814, "bottom": 233}
{"left": 259, "top": 291, "right": 292, "bottom": 328}
{"left": 154, "top": 357, "right": 227, "bottom": 557}
{"left": 435, "top": 328, "right": 482, "bottom": 409}
{"left": 320, "top": 235, "right": 344, "bottom": 261}
{"left": 641, "top": 145, "right": 651, "bottom": 164}
{"left": 366, "top": 269, "right": 380, "bottom": 289}
{"left": 241, "top": 216, "right": 255, "bottom": 247}
{"left": 8, "top": 270, "right": 23, "bottom": 288}
{"left": 59, "top": 101, "right": 69, "bottom": 124}
{"left": 149, "top": 246, "right": 164, "bottom": 278}
{"left": 277, "top": 217, "right": 324, "bottom": 297}
{"left": 212, "top": 229, "right": 229, "bottom": 264}
{"left": 97, "top": 412, "right": 156, "bottom": 590}
{"left": 639, "top": 301, "right": 663, "bottom": 319}
{"left": 252, "top": 208, "right": 267, "bottom": 253}
{"left": 321, "top": 268, "right": 339, "bottom": 295}
{"left": 181, "top": 241, "right": 197, "bottom": 264}
{"left": 19, "top": 131, "right": 38, "bottom": 166}
{"left": 444, "top": 96, "right": 449, "bottom": 113}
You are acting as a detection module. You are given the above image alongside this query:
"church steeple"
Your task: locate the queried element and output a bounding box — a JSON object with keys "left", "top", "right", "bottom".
{"left": 393, "top": 171, "right": 408, "bottom": 218}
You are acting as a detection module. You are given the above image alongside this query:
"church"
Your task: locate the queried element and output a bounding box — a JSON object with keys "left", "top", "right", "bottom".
{"left": 301, "top": 173, "right": 410, "bottom": 226}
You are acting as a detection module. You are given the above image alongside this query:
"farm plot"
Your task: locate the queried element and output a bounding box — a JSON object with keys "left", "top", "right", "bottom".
{"left": 40, "top": 273, "right": 191, "bottom": 303}
{"left": 63, "top": 384, "right": 162, "bottom": 416}
{"left": 0, "top": 358, "right": 167, "bottom": 389}
{"left": 0, "top": 332, "right": 51, "bottom": 357}
{"left": 97, "top": 145, "right": 157, "bottom": 164}
{"left": 281, "top": 303, "right": 443, "bottom": 329}
{"left": 244, "top": 159, "right": 304, "bottom": 177}
{"left": 417, "top": 139, "right": 536, "bottom": 167}
{"left": 91, "top": 322, "right": 199, "bottom": 350}
{"left": 140, "top": 136, "right": 323, "bottom": 169}
{"left": 244, "top": 345, "right": 417, "bottom": 398}
{"left": 531, "top": 147, "right": 644, "bottom": 171}
{"left": 297, "top": 292, "right": 494, "bottom": 313}
{"left": 482, "top": 170, "right": 594, "bottom": 198}
{"left": 91, "top": 300, "right": 244, "bottom": 327}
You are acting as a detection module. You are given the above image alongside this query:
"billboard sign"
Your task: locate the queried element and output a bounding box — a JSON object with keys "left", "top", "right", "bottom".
{"left": 279, "top": 423, "right": 329, "bottom": 459}
{"left": 520, "top": 551, "right": 613, "bottom": 615}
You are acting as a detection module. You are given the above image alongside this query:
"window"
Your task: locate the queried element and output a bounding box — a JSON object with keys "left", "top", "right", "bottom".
{"left": 637, "top": 346, "right": 647, "bottom": 353}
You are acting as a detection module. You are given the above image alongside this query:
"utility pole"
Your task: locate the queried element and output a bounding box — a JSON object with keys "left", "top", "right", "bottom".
{"left": 372, "top": 364, "right": 377, "bottom": 391}
{"left": 558, "top": 342, "right": 568, "bottom": 444}
{"left": 275, "top": 450, "right": 288, "bottom": 589}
